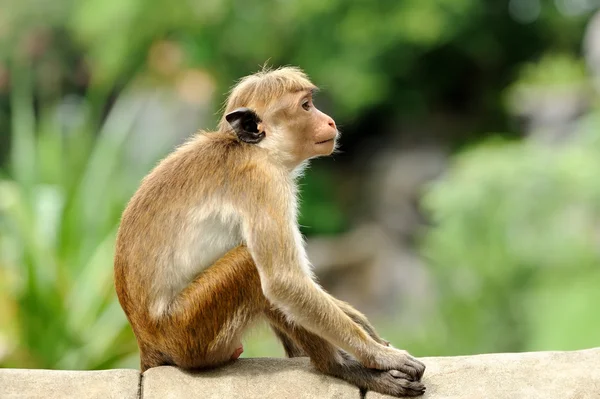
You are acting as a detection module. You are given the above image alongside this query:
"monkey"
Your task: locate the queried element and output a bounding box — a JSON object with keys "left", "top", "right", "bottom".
{"left": 114, "top": 66, "right": 426, "bottom": 397}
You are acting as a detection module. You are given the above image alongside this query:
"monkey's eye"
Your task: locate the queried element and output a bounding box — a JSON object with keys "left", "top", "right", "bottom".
{"left": 302, "top": 100, "right": 311, "bottom": 111}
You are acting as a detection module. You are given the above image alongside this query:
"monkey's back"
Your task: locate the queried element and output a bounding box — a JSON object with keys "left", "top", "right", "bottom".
{"left": 114, "top": 131, "right": 264, "bottom": 322}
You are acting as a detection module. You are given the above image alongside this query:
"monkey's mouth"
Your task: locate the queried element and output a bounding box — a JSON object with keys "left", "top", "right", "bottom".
{"left": 316, "top": 139, "right": 335, "bottom": 145}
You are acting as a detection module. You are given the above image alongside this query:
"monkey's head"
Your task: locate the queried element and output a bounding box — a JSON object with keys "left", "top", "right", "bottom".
{"left": 221, "top": 67, "right": 338, "bottom": 168}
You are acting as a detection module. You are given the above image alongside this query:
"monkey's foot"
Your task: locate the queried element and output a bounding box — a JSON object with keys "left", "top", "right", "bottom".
{"left": 230, "top": 345, "right": 244, "bottom": 360}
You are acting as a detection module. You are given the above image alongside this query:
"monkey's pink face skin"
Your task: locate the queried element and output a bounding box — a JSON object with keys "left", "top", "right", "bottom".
{"left": 309, "top": 105, "right": 338, "bottom": 156}
{"left": 269, "top": 90, "right": 339, "bottom": 163}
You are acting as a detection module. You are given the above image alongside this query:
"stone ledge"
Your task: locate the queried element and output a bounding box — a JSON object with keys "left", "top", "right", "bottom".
{"left": 0, "top": 368, "right": 140, "bottom": 399}
{"left": 143, "top": 357, "right": 359, "bottom": 399}
{"left": 1, "top": 348, "right": 599, "bottom": 398}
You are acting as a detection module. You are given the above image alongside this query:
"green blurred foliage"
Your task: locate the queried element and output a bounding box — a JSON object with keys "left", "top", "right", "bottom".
{"left": 421, "top": 115, "right": 600, "bottom": 355}
{"left": 1, "top": 0, "right": 482, "bottom": 116}
{"left": 0, "top": 0, "right": 598, "bottom": 369}
{"left": 0, "top": 68, "right": 140, "bottom": 368}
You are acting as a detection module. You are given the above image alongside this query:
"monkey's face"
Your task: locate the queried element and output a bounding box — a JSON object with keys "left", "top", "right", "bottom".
{"left": 267, "top": 90, "right": 339, "bottom": 165}
{"left": 225, "top": 88, "right": 339, "bottom": 168}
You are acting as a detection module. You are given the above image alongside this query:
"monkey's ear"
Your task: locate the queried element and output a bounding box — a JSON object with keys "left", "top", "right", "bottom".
{"left": 225, "top": 107, "right": 266, "bottom": 144}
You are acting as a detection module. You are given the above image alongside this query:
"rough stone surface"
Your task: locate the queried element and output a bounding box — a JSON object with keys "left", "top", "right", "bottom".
{"left": 1, "top": 348, "right": 599, "bottom": 398}
{"left": 0, "top": 368, "right": 140, "bottom": 399}
{"left": 142, "top": 357, "right": 360, "bottom": 399}
{"left": 369, "top": 348, "right": 600, "bottom": 399}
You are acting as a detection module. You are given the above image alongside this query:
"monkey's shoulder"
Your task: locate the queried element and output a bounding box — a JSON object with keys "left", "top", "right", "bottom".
{"left": 129, "top": 132, "right": 285, "bottom": 208}
{"left": 178, "top": 131, "right": 288, "bottom": 181}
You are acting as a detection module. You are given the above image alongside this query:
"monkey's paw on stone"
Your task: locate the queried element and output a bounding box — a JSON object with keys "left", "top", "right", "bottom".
{"left": 377, "top": 369, "right": 426, "bottom": 397}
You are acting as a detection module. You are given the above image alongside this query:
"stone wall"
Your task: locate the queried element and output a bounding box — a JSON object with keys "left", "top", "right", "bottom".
{"left": 1, "top": 348, "right": 599, "bottom": 398}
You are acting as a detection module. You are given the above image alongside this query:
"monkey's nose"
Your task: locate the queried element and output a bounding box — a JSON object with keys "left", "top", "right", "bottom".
{"left": 327, "top": 118, "right": 336, "bottom": 129}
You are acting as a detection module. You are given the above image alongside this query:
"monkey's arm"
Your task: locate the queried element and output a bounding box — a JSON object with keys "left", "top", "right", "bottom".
{"left": 328, "top": 296, "right": 390, "bottom": 347}
{"left": 237, "top": 168, "right": 387, "bottom": 368}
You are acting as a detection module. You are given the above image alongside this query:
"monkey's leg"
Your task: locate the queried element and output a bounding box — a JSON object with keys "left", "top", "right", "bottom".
{"left": 142, "top": 246, "right": 266, "bottom": 371}
{"left": 271, "top": 325, "right": 306, "bottom": 358}
{"left": 265, "top": 309, "right": 425, "bottom": 397}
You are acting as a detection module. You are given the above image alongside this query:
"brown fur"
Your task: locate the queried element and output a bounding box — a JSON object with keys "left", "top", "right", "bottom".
{"left": 114, "top": 66, "right": 425, "bottom": 397}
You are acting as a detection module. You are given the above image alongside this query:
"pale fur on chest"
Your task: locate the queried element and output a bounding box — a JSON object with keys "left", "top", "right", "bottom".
{"left": 148, "top": 162, "right": 312, "bottom": 319}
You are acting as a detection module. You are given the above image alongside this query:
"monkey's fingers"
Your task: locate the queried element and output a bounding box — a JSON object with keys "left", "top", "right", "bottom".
{"left": 392, "top": 378, "right": 426, "bottom": 397}
{"left": 381, "top": 370, "right": 426, "bottom": 397}
{"left": 389, "top": 369, "right": 411, "bottom": 379}
{"left": 394, "top": 355, "right": 426, "bottom": 381}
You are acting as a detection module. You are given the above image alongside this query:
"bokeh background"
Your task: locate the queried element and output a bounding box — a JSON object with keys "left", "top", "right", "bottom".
{"left": 1, "top": 0, "right": 600, "bottom": 370}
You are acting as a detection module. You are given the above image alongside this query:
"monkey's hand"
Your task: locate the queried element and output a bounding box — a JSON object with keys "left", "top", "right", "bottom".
{"left": 362, "top": 347, "right": 426, "bottom": 382}
{"left": 379, "top": 369, "right": 426, "bottom": 397}
{"left": 334, "top": 353, "right": 425, "bottom": 397}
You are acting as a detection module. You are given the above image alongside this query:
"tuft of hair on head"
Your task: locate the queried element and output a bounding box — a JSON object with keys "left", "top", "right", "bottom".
{"left": 219, "top": 66, "right": 317, "bottom": 132}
